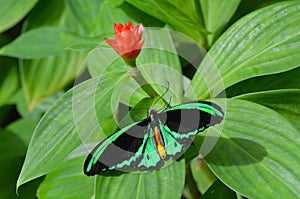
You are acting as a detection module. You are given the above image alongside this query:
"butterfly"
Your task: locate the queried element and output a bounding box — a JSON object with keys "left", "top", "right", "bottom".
{"left": 84, "top": 101, "right": 224, "bottom": 176}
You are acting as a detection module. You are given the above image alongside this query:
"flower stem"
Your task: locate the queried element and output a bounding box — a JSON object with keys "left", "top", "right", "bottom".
{"left": 129, "top": 68, "right": 156, "bottom": 98}
{"left": 184, "top": 163, "right": 201, "bottom": 199}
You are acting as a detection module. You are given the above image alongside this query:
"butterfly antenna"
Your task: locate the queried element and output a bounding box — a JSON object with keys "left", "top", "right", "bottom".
{"left": 152, "top": 81, "right": 170, "bottom": 109}
{"left": 157, "top": 96, "right": 172, "bottom": 112}
{"left": 167, "top": 96, "right": 172, "bottom": 108}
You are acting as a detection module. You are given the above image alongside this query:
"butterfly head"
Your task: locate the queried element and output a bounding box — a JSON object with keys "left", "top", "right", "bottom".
{"left": 149, "top": 109, "right": 158, "bottom": 122}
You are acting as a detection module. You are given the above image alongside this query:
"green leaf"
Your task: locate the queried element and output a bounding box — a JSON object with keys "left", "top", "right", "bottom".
{"left": 37, "top": 155, "right": 94, "bottom": 199}
{"left": 87, "top": 45, "right": 126, "bottom": 77}
{"left": 65, "top": 34, "right": 112, "bottom": 52}
{"left": 0, "top": 129, "right": 26, "bottom": 199}
{"left": 97, "top": 0, "right": 164, "bottom": 35}
{"left": 20, "top": 51, "right": 85, "bottom": 111}
{"left": 138, "top": 28, "right": 183, "bottom": 105}
{"left": 199, "top": 0, "right": 240, "bottom": 45}
{"left": 119, "top": 77, "right": 150, "bottom": 107}
{"left": 64, "top": 0, "right": 104, "bottom": 36}
{"left": 0, "top": 130, "right": 26, "bottom": 160}
{"left": 226, "top": 67, "right": 300, "bottom": 97}
{"left": 18, "top": 1, "right": 92, "bottom": 111}
{"left": 127, "top": 0, "right": 206, "bottom": 45}
{"left": 14, "top": 89, "right": 63, "bottom": 119}
{"left": 236, "top": 89, "right": 300, "bottom": 130}
{"left": 190, "top": 158, "right": 216, "bottom": 194}
{"left": 0, "top": 27, "right": 77, "bottom": 59}
{"left": 186, "top": 1, "right": 300, "bottom": 99}
{"left": 6, "top": 117, "right": 39, "bottom": 147}
{"left": 24, "top": 0, "right": 65, "bottom": 30}
{"left": 65, "top": 0, "right": 163, "bottom": 37}
{"left": 17, "top": 72, "right": 126, "bottom": 189}
{"left": 85, "top": 44, "right": 149, "bottom": 108}
{"left": 205, "top": 99, "right": 300, "bottom": 198}
{"left": 95, "top": 160, "right": 185, "bottom": 199}
{"left": 201, "top": 179, "right": 237, "bottom": 199}
{"left": 0, "top": 58, "right": 20, "bottom": 107}
{"left": 0, "top": 0, "right": 39, "bottom": 33}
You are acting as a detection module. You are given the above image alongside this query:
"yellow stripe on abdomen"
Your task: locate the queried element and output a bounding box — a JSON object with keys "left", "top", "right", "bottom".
{"left": 154, "top": 126, "right": 166, "bottom": 159}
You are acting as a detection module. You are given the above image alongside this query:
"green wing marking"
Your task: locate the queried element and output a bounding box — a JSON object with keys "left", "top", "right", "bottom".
{"left": 166, "top": 102, "right": 224, "bottom": 117}
{"left": 138, "top": 128, "right": 162, "bottom": 169}
{"left": 86, "top": 122, "right": 133, "bottom": 171}
{"left": 85, "top": 121, "right": 149, "bottom": 174}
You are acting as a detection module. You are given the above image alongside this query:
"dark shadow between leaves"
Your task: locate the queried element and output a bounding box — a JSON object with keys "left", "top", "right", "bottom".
{"left": 98, "top": 170, "right": 125, "bottom": 177}
{"left": 183, "top": 136, "right": 268, "bottom": 166}
{"left": 117, "top": 2, "right": 165, "bottom": 28}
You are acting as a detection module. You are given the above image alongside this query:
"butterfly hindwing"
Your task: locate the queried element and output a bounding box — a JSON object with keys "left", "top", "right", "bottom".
{"left": 136, "top": 128, "right": 164, "bottom": 170}
{"left": 163, "top": 101, "right": 224, "bottom": 137}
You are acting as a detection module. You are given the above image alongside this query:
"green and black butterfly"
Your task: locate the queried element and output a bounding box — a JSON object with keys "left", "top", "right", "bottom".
{"left": 84, "top": 101, "right": 224, "bottom": 176}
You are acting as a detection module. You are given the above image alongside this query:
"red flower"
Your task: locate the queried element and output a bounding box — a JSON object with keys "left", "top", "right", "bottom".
{"left": 104, "top": 21, "right": 145, "bottom": 67}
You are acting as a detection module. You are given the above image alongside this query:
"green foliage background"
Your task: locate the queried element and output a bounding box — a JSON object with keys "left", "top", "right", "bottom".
{"left": 0, "top": 0, "right": 299, "bottom": 199}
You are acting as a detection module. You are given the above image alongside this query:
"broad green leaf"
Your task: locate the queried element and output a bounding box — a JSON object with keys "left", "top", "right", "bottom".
{"left": 236, "top": 89, "right": 300, "bottom": 130}
{"left": 118, "top": 76, "right": 150, "bottom": 107}
{"left": 201, "top": 179, "right": 237, "bottom": 199}
{"left": 190, "top": 158, "right": 216, "bottom": 194}
{"left": 20, "top": 51, "right": 85, "bottom": 111}
{"left": 65, "top": 34, "right": 111, "bottom": 52}
{"left": 0, "top": 130, "right": 26, "bottom": 160}
{"left": 14, "top": 89, "right": 63, "bottom": 119}
{"left": 64, "top": 0, "right": 103, "bottom": 36}
{"left": 17, "top": 72, "right": 126, "bottom": 188}
{"left": 138, "top": 28, "right": 183, "bottom": 106}
{"left": 199, "top": 0, "right": 240, "bottom": 46}
{"left": 127, "top": 0, "right": 206, "bottom": 45}
{"left": 6, "top": 117, "right": 39, "bottom": 147}
{"left": 226, "top": 67, "right": 300, "bottom": 97}
{"left": 95, "top": 160, "right": 185, "bottom": 199}
{"left": 205, "top": 99, "right": 300, "bottom": 198}
{"left": 87, "top": 45, "right": 126, "bottom": 77}
{"left": 19, "top": 2, "right": 88, "bottom": 111}
{"left": 186, "top": 1, "right": 300, "bottom": 99}
{"left": 37, "top": 156, "right": 94, "bottom": 199}
{"left": 65, "top": 0, "right": 163, "bottom": 37}
{"left": 86, "top": 45, "right": 149, "bottom": 108}
{"left": 0, "top": 27, "right": 77, "bottom": 59}
{"left": 1, "top": 129, "right": 47, "bottom": 199}
{"left": 0, "top": 130, "right": 26, "bottom": 199}
{"left": 23, "top": 0, "right": 65, "bottom": 30}
{"left": 0, "top": 0, "right": 39, "bottom": 33}
{"left": 97, "top": 0, "right": 164, "bottom": 35}
{"left": 0, "top": 58, "right": 19, "bottom": 107}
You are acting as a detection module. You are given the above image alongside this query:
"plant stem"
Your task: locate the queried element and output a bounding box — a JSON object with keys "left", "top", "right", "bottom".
{"left": 184, "top": 163, "right": 201, "bottom": 199}
{"left": 129, "top": 68, "right": 156, "bottom": 98}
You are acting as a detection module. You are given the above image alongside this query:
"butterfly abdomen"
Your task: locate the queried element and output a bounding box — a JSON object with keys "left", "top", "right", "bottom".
{"left": 150, "top": 110, "right": 167, "bottom": 159}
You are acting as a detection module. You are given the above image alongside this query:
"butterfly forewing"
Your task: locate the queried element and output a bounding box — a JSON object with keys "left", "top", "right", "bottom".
{"left": 155, "top": 101, "right": 224, "bottom": 161}
{"left": 84, "top": 119, "right": 150, "bottom": 176}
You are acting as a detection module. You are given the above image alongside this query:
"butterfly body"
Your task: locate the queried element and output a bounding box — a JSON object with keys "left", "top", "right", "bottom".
{"left": 84, "top": 101, "right": 224, "bottom": 176}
